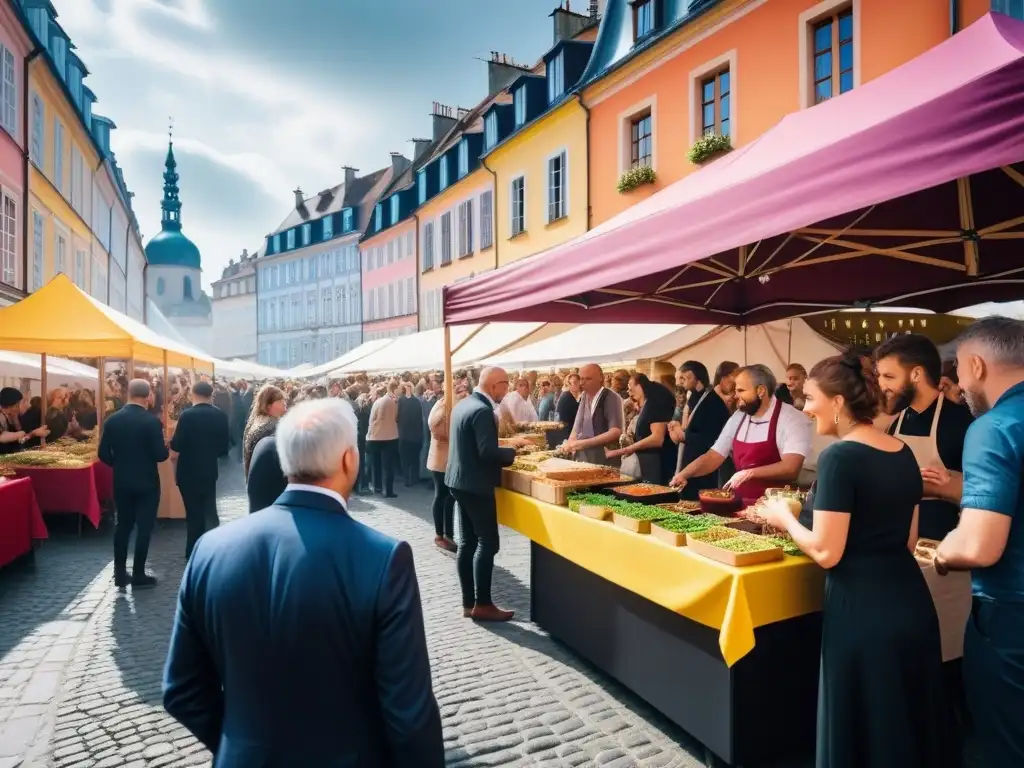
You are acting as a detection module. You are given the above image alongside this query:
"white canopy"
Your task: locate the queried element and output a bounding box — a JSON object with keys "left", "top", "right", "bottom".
{"left": 0, "top": 351, "right": 100, "bottom": 387}
{"left": 300, "top": 339, "right": 396, "bottom": 379}
{"left": 481, "top": 324, "right": 707, "bottom": 370}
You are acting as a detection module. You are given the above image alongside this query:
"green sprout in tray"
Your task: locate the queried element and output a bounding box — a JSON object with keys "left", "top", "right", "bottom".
{"left": 766, "top": 536, "right": 804, "bottom": 557}
{"left": 653, "top": 514, "right": 731, "bottom": 533}
{"left": 715, "top": 536, "right": 778, "bottom": 553}
{"left": 611, "top": 502, "right": 677, "bottom": 522}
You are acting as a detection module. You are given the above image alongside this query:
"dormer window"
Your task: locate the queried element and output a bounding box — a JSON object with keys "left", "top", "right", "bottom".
{"left": 286, "top": 229, "right": 295, "bottom": 249}
{"left": 390, "top": 195, "right": 400, "bottom": 225}
{"left": 633, "top": 0, "right": 655, "bottom": 41}
{"left": 485, "top": 113, "right": 498, "bottom": 150}
{"left": 273, "top": 234, "right": 281, "bottom": 253}
{"left": 323, "top": 216, "right": 334, "bottom": 240}
{"left": 374, "top": 204, "right": 383, "bottom": 231}
{"left": 301, "top": 223, "right": 311, "bottom": 246}
{"left": 342, "top": 208, "right": 353, "bottom": 232}
{"left": 439, "top": 156, "right": 449, "bottom": 190}
{"left": 547, "top": 51, "right": 565, "bottom": 104}
{"left": 457, "top": 140, "right": 469, "bottom": 178}
{"left": 417, "top": 169, "right": 427, "bottom": 204}
{"left": 514, "top": 87, "right": 527, "bottom": 128}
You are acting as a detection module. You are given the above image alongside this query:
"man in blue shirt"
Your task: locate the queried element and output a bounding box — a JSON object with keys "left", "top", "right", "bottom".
{"left": 935, "top": 316, "right": 1024, "bottom": 767}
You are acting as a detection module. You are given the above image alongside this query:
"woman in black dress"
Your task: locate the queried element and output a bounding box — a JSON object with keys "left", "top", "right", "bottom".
{"left": 672, "top": 361, "right": 732, "bottom": 500}
{"left": 606, "top": 373, "right": 676, "bottom": 484}
{"left": 760, "top": 352, "right": 960, "bottom": 768}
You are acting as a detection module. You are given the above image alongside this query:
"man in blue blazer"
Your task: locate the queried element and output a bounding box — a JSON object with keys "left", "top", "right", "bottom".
{"left": 163, "top": 398, "right": 443, "bottom": 767}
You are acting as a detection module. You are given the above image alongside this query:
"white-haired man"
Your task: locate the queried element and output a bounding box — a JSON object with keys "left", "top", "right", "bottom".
{"left": 163, "top": 398, "right": 443, "bottom": 767}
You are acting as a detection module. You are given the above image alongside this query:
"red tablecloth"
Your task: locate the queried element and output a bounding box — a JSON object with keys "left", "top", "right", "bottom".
{"left": 13, "top": 463, "right": 102, "bottom": 529}
{"left": 0, "top": 477, "right": 47, "bottom": 568}
{"left": 93, "top": 461, "right": 113, "bottom": 503}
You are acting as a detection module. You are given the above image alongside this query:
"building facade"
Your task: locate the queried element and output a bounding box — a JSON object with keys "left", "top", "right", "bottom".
{"left": 144, "top": 140, "right": 213, "bottom": 352}
{"left": 0, "top": 0, "right": 31, "bottom": 307}
{"left": 210, "top": 248, "right": 257, "bottom": 361}
{"left": 256, "top": 167, "right": 394, "bottom": 369}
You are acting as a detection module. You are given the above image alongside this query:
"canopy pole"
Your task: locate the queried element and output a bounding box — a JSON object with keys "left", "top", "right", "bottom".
{"left": 443, "top": 325, "right": 454, "bottom": 424}
{"left": 39, "top": 353, "right": 47, "bottom": 447}
{"left": 162, "top": 351, "right": 170, "bottom": 439}
{"left": 96, "top": 357, "right": 105, "bottom": 438}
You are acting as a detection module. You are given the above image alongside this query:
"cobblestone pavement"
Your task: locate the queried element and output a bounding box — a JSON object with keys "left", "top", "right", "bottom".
{"left": 0, "top": 461, "right": 802, "bottom": 768}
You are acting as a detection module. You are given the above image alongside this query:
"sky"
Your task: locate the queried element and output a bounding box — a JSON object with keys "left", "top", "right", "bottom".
{"left": 53, "top": 0, "right": 562, "bottom": 289}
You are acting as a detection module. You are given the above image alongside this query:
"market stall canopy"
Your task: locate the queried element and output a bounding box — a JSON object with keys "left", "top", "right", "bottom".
{"left": 301, "top": 339, "right": 396, "bottom": 379}
{"left": 214, "top": 358, "right": 287, "bottom": 380}
{"left": 0, "top": 274, "right": 215, "bottom": 371}
{"left": 444, "top": 13, "right": 1024, "bottom": 327}
{"left": 334, "top": 323, "right": 547, "bottom": 374}
{"left": 482, "top": 324, "right": 710, "bottom": 369}
{"left": 0, "top": 351, "right": 100, "bottom": 386}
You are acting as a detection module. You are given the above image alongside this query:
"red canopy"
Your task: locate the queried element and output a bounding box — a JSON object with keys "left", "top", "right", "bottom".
{"left": 445, "top": 13, "right": 1024, "bottom": 326}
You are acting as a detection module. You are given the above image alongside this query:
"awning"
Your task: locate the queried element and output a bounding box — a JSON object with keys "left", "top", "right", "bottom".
{"left": 481, "top": 324, "right": 710, "bottom": 369}
{"left": 445, "top": 13, "right": 1024, "bottom": 327}
{"left": 301, "top": 339, "right": 396, "bottom": 379}
{"left": 0, "top": 351, "right": 100, "bottom": 386}
{"left": 0, "top": 274, "right": 215, "bottom": 371}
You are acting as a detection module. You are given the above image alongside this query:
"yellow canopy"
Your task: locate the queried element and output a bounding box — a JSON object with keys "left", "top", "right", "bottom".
{"left": 0, "top": 274, "right": 214, "bottom": 372}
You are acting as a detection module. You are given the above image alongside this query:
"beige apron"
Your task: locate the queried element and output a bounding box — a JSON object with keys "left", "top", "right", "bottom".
{"left": 894, "top": 393, "right": 970, "bottom": 661}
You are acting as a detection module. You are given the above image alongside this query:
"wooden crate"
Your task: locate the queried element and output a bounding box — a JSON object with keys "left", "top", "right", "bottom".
{"left": 650, "top": 523, "right": 686, "bottom": 547}
{"left": 579, "top": 504, "right": 613, "bottom": 521}
{"left": 502, "top": 469, "right": 535, "bottom": 495}
{"left": 687, "top": 536, "right": 784, "bottom": 566}
{"left": 612, "top": 512, "right": 654, "bottom": 534}
{"left": 530, "top": 476, "right": 635, "bottom": 506}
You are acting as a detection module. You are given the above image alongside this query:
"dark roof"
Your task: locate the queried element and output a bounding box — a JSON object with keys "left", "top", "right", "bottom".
{"left": 268, "top": 167, "right": 388, "bottom": 237}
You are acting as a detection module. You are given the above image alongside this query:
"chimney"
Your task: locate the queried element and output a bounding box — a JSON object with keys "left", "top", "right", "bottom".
{"left": 293, "top": 187, "right": 305, "bottom": 208}
{"left": 487, "top": 51, "right": 529, "bottom": 95}
{"left": 590, "top": 0, "right": 601, "bottom": 19}
{"left": 410, "top": 138, "right": 432, "bottom": 162}
{"left": 241, "top": 248, "right": 249, "bottom": 261}
{"left": 342, "top": 166, "right": 358, "bottom": 187}
{"left": 390, "top": 152, "right": 410, "bottom": 177}
{"left": 552, "top": 1, "right": 594, "bottom": 43}
{"left": 431, "top": 102, "right": 458, "bottom": 141}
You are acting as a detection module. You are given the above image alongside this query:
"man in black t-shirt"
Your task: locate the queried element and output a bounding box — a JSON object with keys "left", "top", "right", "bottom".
{"left": 876, "top": 334, "right": 973, "bottom": 539}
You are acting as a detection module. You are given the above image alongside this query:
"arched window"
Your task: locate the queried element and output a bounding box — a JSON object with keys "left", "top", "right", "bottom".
{"left": 156, "top": 277, "right": 165, "bottom": 296}
{"left": 183, "top": 275, "right": 193, "bottom": 300}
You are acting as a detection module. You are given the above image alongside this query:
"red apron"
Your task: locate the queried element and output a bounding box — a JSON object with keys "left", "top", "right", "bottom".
{"left": 731, "top": 398, "right": 783, "bottom": 505}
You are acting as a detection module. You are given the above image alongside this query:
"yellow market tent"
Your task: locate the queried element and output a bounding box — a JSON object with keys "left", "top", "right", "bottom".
{"left": 0, "top": 274, "right": 214, "bottom": 372}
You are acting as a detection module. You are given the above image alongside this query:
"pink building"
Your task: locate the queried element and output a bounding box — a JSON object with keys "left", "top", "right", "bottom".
{"left": 0, "top": 2, "right": 33, "bottom": 306}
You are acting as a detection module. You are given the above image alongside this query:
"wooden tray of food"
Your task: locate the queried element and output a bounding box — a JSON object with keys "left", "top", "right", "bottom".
{"left": 535, "top": 458, "right": 621, "bottom": 482}
{"left": 657, "top": 500, "right": 702, "bottom": 515}
{"left": 610, "top": 483, "right": 681, "bottom": 505}
{"left": 650, "top": 513, "right": 737, "bottom": 547}
{"left": 502, "top": 468, "right": 536, "bottom": 495}
{"left": 530, "top": 475, "right": 634, "bottom": 505}
{"left": 580, "top": 503, "right": 614, "bottom": 521}
{"left": 686, "top": 527, "right": 785, "bottom": 566}
{"left": 699, "top": 489, "right": 742, "bottom": 515}
{"left": 516, "top": 420, "right": 564, "bottom": 432}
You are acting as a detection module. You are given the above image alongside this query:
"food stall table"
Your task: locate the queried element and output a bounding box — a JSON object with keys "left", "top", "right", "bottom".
{"left": 0, "top": 477, "right": 48, "bottom": 568}
{"left": 497, "top": 489, "right": 825, "bottom": 766}
{"left": 93, "top": 461, "right": 113, "bottom": 504}
{"left": 13, "top": 463, "right": 103, "bottom": 532}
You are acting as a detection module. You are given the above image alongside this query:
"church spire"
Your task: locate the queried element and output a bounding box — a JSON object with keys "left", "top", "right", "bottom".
{"left": 161, "top": 117, "right": 182, "bottom": 232}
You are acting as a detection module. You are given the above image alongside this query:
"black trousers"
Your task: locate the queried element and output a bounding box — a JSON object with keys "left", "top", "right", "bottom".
{"left": 400, "top": 440, "right": 422, "bottom": 486}
{"left": 357, "top": 437, "right": 370, "bottom": 490}
{"left": 180, "top": 484, "right": 219, "bottom": 560}
{"left": 964, "top": 597, "right": 1024, "bottom": 767}
{"left": 113, "top": 487, "right": 160, "bottom": 577}
{"left": 431, "top": 471, "right": 455, "bottom": 539}
{"left": 368, "top": 440, "right": 398, "bottom": 495}
{"left": 450, "top": 489, "right": 500, "bottom": 608}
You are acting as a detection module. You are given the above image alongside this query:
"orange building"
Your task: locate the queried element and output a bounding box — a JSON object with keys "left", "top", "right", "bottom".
{"left": 583, "top": 0, "right": 997, "bottom": 226}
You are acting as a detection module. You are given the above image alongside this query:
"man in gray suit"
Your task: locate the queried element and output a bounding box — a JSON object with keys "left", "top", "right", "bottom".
{"left": 445, "top": 367, "right": 528, "bottom": 622}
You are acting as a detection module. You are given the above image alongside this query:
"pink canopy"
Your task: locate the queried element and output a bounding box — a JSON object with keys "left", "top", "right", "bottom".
{"left": 445, "top": 13, "right": 1024, "bottom": 326}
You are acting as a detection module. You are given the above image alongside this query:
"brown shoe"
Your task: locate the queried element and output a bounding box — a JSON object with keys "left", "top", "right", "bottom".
{"left": 435, "top": 536, "right": 457, "bottom": 553}
{"left": 462, "top": 608, "right": 473, "bottom": 618}
{"left": 470, "top": 604, "right": 514, "bottom": 622}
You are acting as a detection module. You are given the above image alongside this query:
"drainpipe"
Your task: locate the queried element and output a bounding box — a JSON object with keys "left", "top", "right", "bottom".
{"left": 21, "top": 47, "right": 42, "bottom": 294}
{"left": 575, "top": 93, "right": 592, "bottom": 230}
{"left": 949, "top": 0, "right": 959, "bottom": 36}
{"left": 481, "top": 156, "right": 499, "bottom": 270}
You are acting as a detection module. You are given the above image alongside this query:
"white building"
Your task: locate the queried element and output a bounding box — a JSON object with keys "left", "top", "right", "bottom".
{"left": 210, "top": 248, "right": 258, "bottom": 361}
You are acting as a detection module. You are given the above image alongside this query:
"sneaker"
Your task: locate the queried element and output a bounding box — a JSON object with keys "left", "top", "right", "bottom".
{"left": 131, "top": 574, "right": 158, "bottom": 589}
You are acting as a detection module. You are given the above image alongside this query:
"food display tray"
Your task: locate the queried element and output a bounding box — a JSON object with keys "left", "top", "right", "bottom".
{"left": 650, "top": 523, "right": 687, "bottom": 547}
{"left": 699, "top": 492, "right": 742, "bottom": 515}
{"left": 609, "top": 485, "right": 681, "bottom": 505}
{"left": 530, "top": 475, "right": 634, "bottom": 506}
{"left": 612, "top": 512, "right": 656, "bottom": 534}
{"left": 656, "top": 501, "right": 702, "bottom": 515}
{"left": 501, "top": 469, "right": 535, "bottom": 495}
{"left": 579, "top": 504, "right": 613, "bottom": 521}
{"left": 687, "top": 535, "right": 784, "bottom": 567}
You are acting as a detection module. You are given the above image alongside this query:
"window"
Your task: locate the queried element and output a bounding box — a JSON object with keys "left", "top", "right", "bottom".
{"left": 439, "top": 156, "right": 449, "bottom": 190}
{"left": 286, "top": 229, "right": 295, "bottom": 249}
{"left": 458, "top": 140, "right": 469, "bottom": 178}
{"left": 423, "top": 221, "right": 435, "bottom": 270}
{"left": 631, "top": 113, "right": 653, "bottom": 168}
{"left": 485, "top": 112, "right": 498, "bottom": 149}
{"left": 1, "top": 46, "right": 16, "bottom": 136}
{"left": 375, "top": 204, "right": 383, "bottom": 231}
{"left": 514, "top": 86, "right": 527, "bottom": 128}
{"left": 31, "top": 210, "right": 43, "bottom": 291}
{"left": 634, "top": 0, "right": 655, "bottom": 40}
{"left": 547, "top": 51, "right": 565, "bottom": 104}
{"left": 480, "top": 191, "right": 493, "bottom": 249}
{"left": 548, "top": 151, "right": 567, "bottom": 223}
{"left": 417, "top": 170, "right": 427, "bottom": 205}
{"left": 74, "top": 250, "right": 85, "bottom": 288}
{"left": 390, "top": 195, "right": 400, "bottom": 225}
{"left": 387, "top": 240, "right": 395, "bottom": 264}
{"left": 54, "top": 119, "right": 64, "bottom": 194}
{"left": 183, "top": 275, "right": 193, "bottom": 299}
{"left": 350, "top": 285, "right": 359, "bottom": 323}
{"left": 457, "top": 200, "right": 473, "bottom": 257}
{"left": 307, "top": 292, "right": 316, "bottom": 325}
{"left": 377, "top": 286, "right": 385, "bottom": 319}
{"left": 406, "top": 278, "right": 415, "bottom": 315}
{"left": 70, "top": 148, "right": 82, "bottom": 213}
{"left": 30, "top": 93, "right": 43, "bottom": 166}
{"left": 440, "top": 212, "right": 452, "bottom": 265}
{"left": 273, "top": 233, "right": 281, "bottom": 253}
{"left": 342, "top": 208, "right": 353, "bottom": 232}
{"left": 510, "top": 176, "right": 526, "bottom": 236}
{"left": 813, "top": 9, "right": 854, "bottom": 104}
{"left": 0, "top": 193, "right": 14, "bottom": 286}
{"left": 156, "top": 276, "right": 165, "bottom": 295}
{"left": 388, "top": 283, "right": 395, "bottom": 317}
{"left": 405, "top": 231, "right": 413, "bottom": 258}
{"left": 700, "top": 70, "right": 731, "bottom": 137}
{"left": 301, "top": 223, "right": 311, "bottom": 246}
{"left": 322, "top": 288, "right": 333, "bottom": 325}
{"left": 321, "top": 216, "right": 333, "bottom": 241}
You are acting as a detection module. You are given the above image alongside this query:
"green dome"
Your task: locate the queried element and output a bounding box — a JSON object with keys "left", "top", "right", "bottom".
{"left": 145, "top": 229, "right": 201, "bottom": 268}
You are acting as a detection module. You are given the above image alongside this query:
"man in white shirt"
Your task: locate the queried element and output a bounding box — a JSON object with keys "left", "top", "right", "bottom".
{"left": 498, "top": 376, "right": 539, "bottom": 424}
{"left": 671, "top": 364, "right": 811, "bottom": 501}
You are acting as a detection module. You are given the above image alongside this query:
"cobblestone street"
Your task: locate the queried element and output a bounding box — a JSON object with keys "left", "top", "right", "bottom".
{"left": 0, "top": 462, "right": 779, "bottom": 768}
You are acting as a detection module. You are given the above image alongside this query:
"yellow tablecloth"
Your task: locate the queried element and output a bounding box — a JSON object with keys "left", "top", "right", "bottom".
{"left": 497, "top": 489, "right": 825, "bottom": 666}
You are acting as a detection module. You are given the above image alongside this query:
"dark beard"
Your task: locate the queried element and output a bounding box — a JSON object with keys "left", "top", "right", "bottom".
{"left": 963, "top": 387, "right": 990, "bottom": 417}
{"left": 738, "top": 397, "right": 763, "bottom": 416}
{"left": 887, "top": 382, "right": 916, "bottom": 415}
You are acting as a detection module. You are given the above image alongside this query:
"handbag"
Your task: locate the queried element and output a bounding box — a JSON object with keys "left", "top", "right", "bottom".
{"left": 620, "top": 453, "right": 642, "bottom": 479}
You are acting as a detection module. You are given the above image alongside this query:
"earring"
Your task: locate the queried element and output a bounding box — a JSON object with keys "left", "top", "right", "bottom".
{"left": 834, "top": 413, "right": 840, "bottom": 426}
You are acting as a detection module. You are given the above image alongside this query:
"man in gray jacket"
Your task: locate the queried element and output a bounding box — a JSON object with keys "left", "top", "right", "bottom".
{"left": 563, "top": 363, "right": 625, "bottom": 467}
